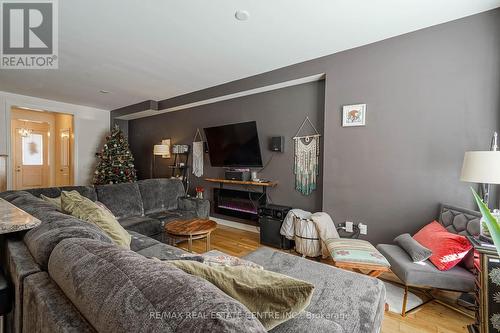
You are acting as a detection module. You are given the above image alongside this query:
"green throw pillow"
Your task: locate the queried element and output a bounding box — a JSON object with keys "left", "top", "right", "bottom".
{"left": 61, "top": 191, "right": 131, "bottom": 249}
{"left": 40, "top": 194, "right": 62, "bottom": 210}
{"left": 169, "top": 260, "right": 314, "bottom": 330}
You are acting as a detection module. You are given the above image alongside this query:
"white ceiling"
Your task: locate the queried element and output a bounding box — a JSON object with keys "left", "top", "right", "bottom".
{"left": 1, "top": 0, "right": 499, "bottom": 111}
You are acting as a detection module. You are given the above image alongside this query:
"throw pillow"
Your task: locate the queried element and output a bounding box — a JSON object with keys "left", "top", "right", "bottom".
{"left": 394, "top": 233, "right": 432, "bottom": 263}
{"left": 168, "top": 260, "right": 315, "bottom": 330}
{"left": 413, "top": 221, "right": 472, "bottom": 271}
{"left": 40, "top": 194, "right": 62, "bottom": 210}
{"left": 61, "top": 191, "right": 131, "bottom": 249}
{"left": 95, "top": 201, "right": 116, "bottom": 217}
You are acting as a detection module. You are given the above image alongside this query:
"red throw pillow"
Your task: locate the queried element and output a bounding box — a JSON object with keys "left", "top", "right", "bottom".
{"left": 413, "top": 221, "right": 472, "bottom": 271}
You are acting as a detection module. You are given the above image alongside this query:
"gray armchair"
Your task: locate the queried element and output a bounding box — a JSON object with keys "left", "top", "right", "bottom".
{"left": 376, "top": 204, "right": 481, "bottom": 316}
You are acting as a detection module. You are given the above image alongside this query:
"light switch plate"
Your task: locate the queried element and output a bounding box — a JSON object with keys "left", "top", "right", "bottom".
{"left": 345, "top": 221, "right": 353, "bottom": 233}
{"left": 359, "top": 223, "right": 367, "bottom": 235}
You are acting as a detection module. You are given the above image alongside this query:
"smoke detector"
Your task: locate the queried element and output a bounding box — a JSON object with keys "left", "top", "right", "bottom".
{"left": 235, "top": 10, "right": 250, "bottom": 21}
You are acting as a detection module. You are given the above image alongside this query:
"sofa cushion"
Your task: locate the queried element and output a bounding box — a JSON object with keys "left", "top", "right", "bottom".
{"left": 128, "top": 231, "right": 160, "bottom": 252}
{"left": 5, "top": 238, "right": 43, "bottom": 333}
{"left": 40, "top": 194, "right": 62, "bottom": 210}
{"left": 1, "top": 191, "right": 59, "bottom": 216}
{"left": 243, "top": 247, "right": 386, "bottom": 333}
{"left": 137, "top": 178, "right": 184, "bottom": 214}
{"left": 119, "top": 216, "right": 163, "bottom": 237}
{"left": 376, "top": 244, "right": 475, "bottom": 292}
{"left": 23, "top": 272, "right": 95, "bottom": 333}
{"left": 178, "top": 197, "right": 210, "bottom": 218}
{"left": 326, "top": 238, "right": 390, "bottom": 267}
{"left": 147, "top": 209, "right": 197, "bottom": 223}
{"left": 96, "top": 182, "right": 144, "bottom": 219}
{"left": 24, "top": 187, "right": 62, "bottom": 199}
{"left": 48, "top": 238, "right": 266, "bottom": 333}
{"left": 24, "top": 217, "right": 113, "bottom": 270}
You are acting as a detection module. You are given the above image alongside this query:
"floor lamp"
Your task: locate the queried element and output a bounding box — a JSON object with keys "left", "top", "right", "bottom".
{"left": 151, "top": 140, "right": 171, "bottom": 178}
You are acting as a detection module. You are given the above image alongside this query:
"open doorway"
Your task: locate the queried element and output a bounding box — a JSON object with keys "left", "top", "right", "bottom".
{"left": 10, "top": 107, "right": 74, "bottom": 190}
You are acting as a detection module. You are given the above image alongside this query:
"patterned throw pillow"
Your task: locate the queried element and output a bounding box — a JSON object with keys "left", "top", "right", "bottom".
{"left": 326, "top": 238, "right": 390, "bottom": 267}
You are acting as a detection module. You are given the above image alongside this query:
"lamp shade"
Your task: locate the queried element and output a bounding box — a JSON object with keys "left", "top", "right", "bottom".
{"left": 153, "top": 139, "right": 171, "bottom": 158}
{"left": 460, "top": 151, "right": 500, "bottom": 184}
{"left": 153, "top": 145, "right": 169, "bottom": 155}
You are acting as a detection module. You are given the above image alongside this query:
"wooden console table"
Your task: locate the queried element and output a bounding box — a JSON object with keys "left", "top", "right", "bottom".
{"left": 204, "top": 178, "right": 277, "bottom": 194}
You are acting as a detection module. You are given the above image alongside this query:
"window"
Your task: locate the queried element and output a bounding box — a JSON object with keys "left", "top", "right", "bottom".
{"left": 22, "top": 134, "right": 43, "bottom": 166}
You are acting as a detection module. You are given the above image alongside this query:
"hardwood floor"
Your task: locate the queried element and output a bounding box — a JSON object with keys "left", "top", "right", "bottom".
{"left": 177, "top": 224, "right": 474, "bottom": 333}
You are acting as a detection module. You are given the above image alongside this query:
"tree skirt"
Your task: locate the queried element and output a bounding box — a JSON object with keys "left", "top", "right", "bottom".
{"left": 382, "top": 281, "right": 425, "bottom": 314}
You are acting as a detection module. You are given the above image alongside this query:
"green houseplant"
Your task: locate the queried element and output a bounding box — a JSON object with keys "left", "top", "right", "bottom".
{"left": 472, "top": 188, "right": 500, "bottom": 256}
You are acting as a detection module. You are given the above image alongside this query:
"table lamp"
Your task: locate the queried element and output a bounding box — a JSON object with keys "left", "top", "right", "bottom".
{"left": 460, "top": 133, "right": 500, "bottom": 207}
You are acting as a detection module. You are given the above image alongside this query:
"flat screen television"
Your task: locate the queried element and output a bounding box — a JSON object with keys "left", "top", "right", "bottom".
{"left": 204, "top": 121, "right": 263, "bottom": 167}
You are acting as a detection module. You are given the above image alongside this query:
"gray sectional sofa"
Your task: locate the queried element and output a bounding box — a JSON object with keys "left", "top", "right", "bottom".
{"left": 0, "top": 179, "right": 386, "bottom": 333}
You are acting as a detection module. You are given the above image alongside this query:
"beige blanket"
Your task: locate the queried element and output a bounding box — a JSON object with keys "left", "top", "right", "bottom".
{"left": 311, "top": 212, "right": 339, "bottom": 259}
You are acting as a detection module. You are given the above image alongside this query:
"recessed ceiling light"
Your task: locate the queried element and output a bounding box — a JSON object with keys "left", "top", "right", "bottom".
{"left": 99, "top": 90, "right": 111, "bottom": 94}
{"left": 235, "top": 10, "right": 250, "bottom": 21}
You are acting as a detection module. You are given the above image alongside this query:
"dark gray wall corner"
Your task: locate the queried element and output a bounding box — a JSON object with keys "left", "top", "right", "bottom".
{"left": 125, "top": 8, "right": 500, "bottom": 244}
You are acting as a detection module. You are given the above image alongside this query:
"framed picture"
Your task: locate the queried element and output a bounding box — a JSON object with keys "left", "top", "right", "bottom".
{"left": 342, "top": 104, "right": 366, "bottom": 127}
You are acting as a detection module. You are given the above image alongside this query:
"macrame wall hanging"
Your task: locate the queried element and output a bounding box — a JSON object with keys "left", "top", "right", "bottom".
{"left": 293, "top": 116, "right": 321, "bottom": 196}
{"left": 192, "top": 128, "right": 204, "bottom": 177}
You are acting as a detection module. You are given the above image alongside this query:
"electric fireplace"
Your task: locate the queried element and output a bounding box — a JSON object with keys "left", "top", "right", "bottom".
{"left": 213, "top": 188, "right": 266, "bottom": 221}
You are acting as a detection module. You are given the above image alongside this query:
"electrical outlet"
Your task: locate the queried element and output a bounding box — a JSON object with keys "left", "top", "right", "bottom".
{"left": 358, "top": 223, "right": 367, "bottom": 235}
{"left": 345, "top": 221, "right": 353, "bottom": 233}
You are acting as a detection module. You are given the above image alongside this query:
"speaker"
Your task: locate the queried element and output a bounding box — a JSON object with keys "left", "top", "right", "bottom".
{"left": 203, "top": 142, "right": 209, "bottom": 153}
{"left": 225, "top": 169, "right": 251, "bottom": 181}
{"left": 258, "top": 204, "right": 293, "bottom": 250}
{"left": 270, "top": 136, "right": 284, "bottom": 152}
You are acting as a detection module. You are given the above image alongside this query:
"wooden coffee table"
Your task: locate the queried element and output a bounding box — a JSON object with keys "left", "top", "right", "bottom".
{"left": 164, "top": 218, "right": 217, "bottom": 253}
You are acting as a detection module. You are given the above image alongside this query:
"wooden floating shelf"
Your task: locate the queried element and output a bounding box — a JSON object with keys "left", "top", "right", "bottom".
{"left": 204, "top": 178, "right": 277, "bottom": 187}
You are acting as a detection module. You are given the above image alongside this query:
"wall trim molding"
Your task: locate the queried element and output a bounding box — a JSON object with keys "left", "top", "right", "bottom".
{"left": 115, "top": 73, "right": 325, "bottom": 120}
{"left": 209, "top": 216, "right": 260, "bottom": 234}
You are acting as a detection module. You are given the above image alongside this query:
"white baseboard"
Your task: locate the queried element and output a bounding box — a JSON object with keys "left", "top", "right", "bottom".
{"left": 210, "top": 216, "right": 260, "bottom": 234}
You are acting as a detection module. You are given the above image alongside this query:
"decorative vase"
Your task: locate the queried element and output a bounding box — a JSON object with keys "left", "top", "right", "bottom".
{"left": 195, "top": 186, "right": 204, "bottom": 199}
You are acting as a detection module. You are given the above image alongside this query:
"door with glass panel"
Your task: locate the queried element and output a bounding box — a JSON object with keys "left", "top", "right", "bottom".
{"left": 12, "top": 120, "right": 50, "bottom": 190}
{"left": 56, "top": 128, "right": 71, "bottom": 186}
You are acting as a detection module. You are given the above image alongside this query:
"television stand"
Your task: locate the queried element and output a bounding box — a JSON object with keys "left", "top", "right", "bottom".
{"left": 204, "top": 178, "right": 277, "bottom": 194}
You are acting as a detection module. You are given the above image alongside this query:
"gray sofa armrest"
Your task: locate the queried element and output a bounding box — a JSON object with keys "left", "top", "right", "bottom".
{"left": 177, "top": 197, "right": 210, "bottom": 218}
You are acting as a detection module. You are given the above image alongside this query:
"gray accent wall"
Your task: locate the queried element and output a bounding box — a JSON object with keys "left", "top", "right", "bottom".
{"left": 129, "top": 81, "right": 325, "bottom": 215}
{"left": 125, "top": 9, "right": 500, "bottom": 244}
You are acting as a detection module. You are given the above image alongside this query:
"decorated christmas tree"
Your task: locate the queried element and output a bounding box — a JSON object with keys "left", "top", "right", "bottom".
{"left": 93, "top": 125, "right": 137, "bottom": 185}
